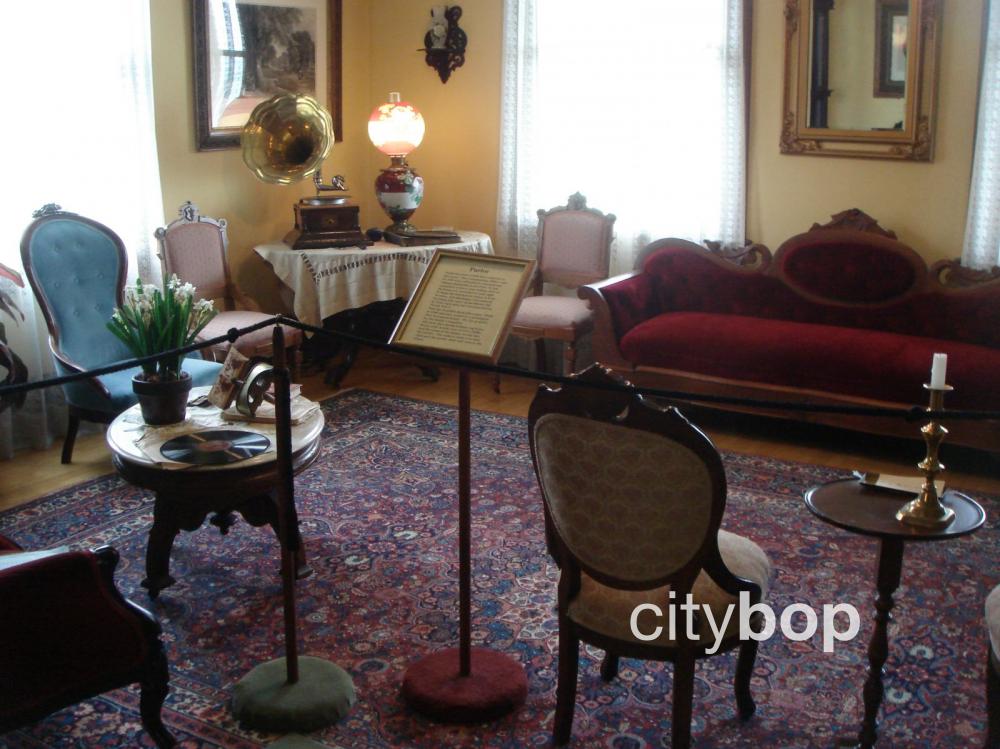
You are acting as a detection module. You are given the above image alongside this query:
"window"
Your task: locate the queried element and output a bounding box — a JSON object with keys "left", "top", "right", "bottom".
{"left": 498, "top": 0, "right": 748, "bottom": 273}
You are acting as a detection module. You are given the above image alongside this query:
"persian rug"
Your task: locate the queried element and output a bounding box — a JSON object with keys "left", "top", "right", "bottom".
{"left": 0, "top": 389, "right": 995, "bottom": 748}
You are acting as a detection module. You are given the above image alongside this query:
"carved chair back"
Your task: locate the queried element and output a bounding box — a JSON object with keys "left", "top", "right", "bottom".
{"left": 535, "top": 192, "right": 616, "bottom": 293}
{"left": 527, "top": 365, "right": 728, "bottom": 597}
{"left": 156, "top": 201, "right": 233, "bottom": 308}
{"left": 20, "top": 205, "right": 130, "bottom": 370}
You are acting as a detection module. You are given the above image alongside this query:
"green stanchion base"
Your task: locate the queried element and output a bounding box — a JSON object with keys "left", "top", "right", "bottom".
{"left": 232, "top": 656, "right": 355, "bottom": 733}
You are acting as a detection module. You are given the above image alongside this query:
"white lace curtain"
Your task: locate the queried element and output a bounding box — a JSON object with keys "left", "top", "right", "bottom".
{"left": 962, "top": 0, "right": 1000, "bottom": 269}
{"left": 497, "top": 0, "right": 747, "bottom": 274}
{"left": 0, "top": 1, "right": 164, "bottom": 459}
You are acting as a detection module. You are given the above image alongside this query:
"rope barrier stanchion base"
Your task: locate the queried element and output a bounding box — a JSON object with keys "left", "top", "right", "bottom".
{"left": 401, "top": 647, "right": 527, "bottom": 723}
{"left": 232, "top": 655, "right": 355, "bottom": 733}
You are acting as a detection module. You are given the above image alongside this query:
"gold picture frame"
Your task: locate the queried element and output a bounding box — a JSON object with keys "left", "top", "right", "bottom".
{"left": 781, "top": 0, "right": 940, "bottom": 161}
{"left": 390, "top": 251, "right": 535, "bottom": 364}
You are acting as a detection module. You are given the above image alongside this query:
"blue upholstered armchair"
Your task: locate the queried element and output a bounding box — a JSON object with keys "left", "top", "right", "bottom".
{"left": 20, "top": 205, "right": 222, "bottom": 463}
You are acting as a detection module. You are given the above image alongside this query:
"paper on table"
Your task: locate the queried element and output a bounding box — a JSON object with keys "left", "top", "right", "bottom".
{"left": 856, "top": 472, "right": 945, "bottom": 496}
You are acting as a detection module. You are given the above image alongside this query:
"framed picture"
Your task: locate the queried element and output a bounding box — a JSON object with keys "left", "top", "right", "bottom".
{"left": 192, "top": 0, "right": 342, "bottom": 151}
{"left": 874, "top": 0, "right": 908, "bottom": 98}
{"left": 390, "top": 251, "right": 535, "bottom": 364}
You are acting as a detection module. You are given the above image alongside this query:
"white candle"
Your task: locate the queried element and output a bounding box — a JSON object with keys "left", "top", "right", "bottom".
{"left": 930, "top": 353, "right": 947, "bottom": 389}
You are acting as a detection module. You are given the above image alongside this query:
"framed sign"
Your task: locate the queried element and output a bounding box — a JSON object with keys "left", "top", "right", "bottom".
{"left": 192, "top": 0, "right": 343, "bottom": 151}
{"left": 390, "top": 251, "right": 535, "bottom": 364}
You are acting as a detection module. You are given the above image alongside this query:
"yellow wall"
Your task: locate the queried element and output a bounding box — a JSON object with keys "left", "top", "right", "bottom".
{"left": 150, "top": 0, "right": 372, "bottom": 310}
{"left": 151, "top": 0, "right": 984, "bottom": 315}
{"left": 748, "top": 0, "right": 983, "bottom": 259}
{"left": 363, "top": 0, "right": 503, "bottom": 237}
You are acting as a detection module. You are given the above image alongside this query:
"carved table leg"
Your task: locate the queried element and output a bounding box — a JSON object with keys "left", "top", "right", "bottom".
{"left": 840, "top": 537, "right": 905, "bottom": 748}
{"left": 142, "top": 495, "right": 181, "bottom": 599}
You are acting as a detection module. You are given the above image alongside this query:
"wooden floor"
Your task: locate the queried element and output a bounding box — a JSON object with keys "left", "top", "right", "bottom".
{"left": 2, "top": 347, "right": 998, "bottom": 513}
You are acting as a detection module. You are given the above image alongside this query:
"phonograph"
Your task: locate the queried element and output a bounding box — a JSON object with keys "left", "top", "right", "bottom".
{"left": 242, "top": 94, "right": 370, "bottom": 250}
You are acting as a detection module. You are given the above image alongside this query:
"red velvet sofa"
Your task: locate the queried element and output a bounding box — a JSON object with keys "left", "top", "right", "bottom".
{"left": 579, "top": 211, "right": 1000, "bottom": 451}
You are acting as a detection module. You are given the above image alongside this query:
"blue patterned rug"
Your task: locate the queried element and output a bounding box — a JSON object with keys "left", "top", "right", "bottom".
{"left": 0, "top": 389, "right": 995, "bottom": 748}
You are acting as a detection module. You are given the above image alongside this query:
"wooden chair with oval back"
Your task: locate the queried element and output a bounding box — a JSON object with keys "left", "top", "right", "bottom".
{"left": 20, "top": 205, "right": 222, "bottom": 463}
{"left": 527, "top": 365, "right": 772, "bottom": 748}
{"left": 155, "top": 201, "right": 303, "bottom": 379}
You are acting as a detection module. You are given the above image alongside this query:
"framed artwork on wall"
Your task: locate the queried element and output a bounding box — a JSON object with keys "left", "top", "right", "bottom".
{"left": 192, "top": 0, "right": 342, "bottom": 151}
{"left": 874, "top": 0, "right": 908, "bottom": 98}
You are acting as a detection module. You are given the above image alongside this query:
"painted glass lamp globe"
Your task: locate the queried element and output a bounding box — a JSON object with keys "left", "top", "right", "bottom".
{"left": 368, "top": 92, "right": 426, "bottom": 235}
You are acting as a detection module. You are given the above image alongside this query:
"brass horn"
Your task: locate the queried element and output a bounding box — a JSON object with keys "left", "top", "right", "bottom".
{"left": 242, "top": 94, "right": 332, "bottom": 185}
{"left": 242, "top": 94, "right": 370, "bottom": 249}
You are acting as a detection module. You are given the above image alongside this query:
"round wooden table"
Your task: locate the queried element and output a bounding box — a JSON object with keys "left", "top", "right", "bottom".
{"left": 107, "top": 388, "right": 324, "bottom": 598}
{"left": 804, "top": 479, "right": 985, "bottom": 748}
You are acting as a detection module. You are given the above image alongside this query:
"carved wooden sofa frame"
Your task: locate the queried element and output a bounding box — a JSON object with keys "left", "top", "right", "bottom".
{"left": 579, "top": 210, "right": 1000, "bottom": 452}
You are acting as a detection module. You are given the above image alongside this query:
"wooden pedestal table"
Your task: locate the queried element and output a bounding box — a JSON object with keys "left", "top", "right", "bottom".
{"left": 804, "top": 479, "right": 985, "bottom": 748}
{"left": 106, "top": 387, "right": 324, "bottom": 598}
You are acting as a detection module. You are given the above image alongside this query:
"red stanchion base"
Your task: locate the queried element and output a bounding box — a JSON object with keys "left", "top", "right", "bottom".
{"left": 401, "top": 647, "right": 527, "bottom": 723}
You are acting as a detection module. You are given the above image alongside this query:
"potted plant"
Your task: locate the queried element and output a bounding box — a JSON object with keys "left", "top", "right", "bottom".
{"left": 107, "top": 275, "right": 217, "bottom": 425}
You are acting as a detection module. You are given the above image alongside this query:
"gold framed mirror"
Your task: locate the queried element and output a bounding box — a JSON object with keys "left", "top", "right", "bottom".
{"left": 781, "top": 0, "right": 941, "bottom": 160}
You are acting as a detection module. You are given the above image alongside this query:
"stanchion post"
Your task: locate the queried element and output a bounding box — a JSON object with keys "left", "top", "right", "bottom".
{"left": 271, "top": 326, "right": 300, "bottom": 683}
{"left": 458, "top": 367, "right": 471, "bottom": 676}
{"left": 400, "top": 366, "right": 527, "bottom": 723}
{"left": 230, "top": 325, "right": 356, "bottom": 737}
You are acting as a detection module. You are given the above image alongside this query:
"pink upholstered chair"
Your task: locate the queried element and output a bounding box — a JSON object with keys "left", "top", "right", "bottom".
{"left": 528, "top": 365, "right": 771, "bottom": 748}
{"left": 155, "top": 201, "right": 303, "bottom": 378}
{"left": 503, "top": 193, "right": 615, "bottom": 384}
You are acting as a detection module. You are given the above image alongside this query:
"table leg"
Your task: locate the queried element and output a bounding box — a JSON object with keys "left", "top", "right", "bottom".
{"left": 324, "top": 342, "right": 358, "bottom": 388}
{"left": 841, "top": 537, "right": 904, "bottom": 748}
{"left": 142, "top": 495, "right": 180, "bottom": 599}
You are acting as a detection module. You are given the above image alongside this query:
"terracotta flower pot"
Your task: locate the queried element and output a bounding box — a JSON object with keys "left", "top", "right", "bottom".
{"left": 132, "top": 371, "right": 192, "bottom": 425}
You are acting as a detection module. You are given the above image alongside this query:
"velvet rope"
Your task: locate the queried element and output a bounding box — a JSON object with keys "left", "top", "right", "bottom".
{"left": 2, "top": 313, "right": 999, "bottom": 424}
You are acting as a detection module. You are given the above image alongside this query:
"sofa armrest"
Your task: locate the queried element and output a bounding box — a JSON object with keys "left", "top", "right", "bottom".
{"left": 579, "top": 272, "right": 654, "bottom": 371}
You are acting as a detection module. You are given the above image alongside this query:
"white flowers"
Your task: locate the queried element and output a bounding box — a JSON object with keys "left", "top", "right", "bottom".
{"left": 107, "top": 274, "right": 219, "bottom": 381}
{"left": 167, "top": 274, "right": 197, "bottom": 300}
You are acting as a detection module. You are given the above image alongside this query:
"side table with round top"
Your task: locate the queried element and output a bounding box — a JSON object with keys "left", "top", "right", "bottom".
{"left": 804, "top": 479, "right": 986, "bottom": 748}
{"left": 107, "top": 387, "right": 325, "bottom": 598}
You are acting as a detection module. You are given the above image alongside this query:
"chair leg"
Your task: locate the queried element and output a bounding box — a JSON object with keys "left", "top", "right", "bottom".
{"left": 535, "top": 339, "right": 548, "bottom": 375}
{"left": 61, "top": 411, "right": 81, "bottom": 464}
{"left": 493, "top": 372, "right": 501, "bottom": 394}
{"left": 735, "top": 638, "right": 758, "bottom": 721}
{"left": 988, "top": 647, "right": 1000, "bottom": 749}
{"left": 563, "top": 340, "right": 577, "bottom": 377}
{"left": 139, "top": 645, "right": 176, "bottom": 748}
{"left": 600, "top": 652, "right": 619, "bottom": 682}
{"left": 671, "top": 648, "right": 696, "bottom": 749}
{"left": 553, "top": 622, "right": 579, "bottom": 746}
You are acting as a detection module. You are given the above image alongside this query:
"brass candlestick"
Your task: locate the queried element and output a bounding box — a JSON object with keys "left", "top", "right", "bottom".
{"left": 895, "top": 383, "right": 955, "bottom": 529}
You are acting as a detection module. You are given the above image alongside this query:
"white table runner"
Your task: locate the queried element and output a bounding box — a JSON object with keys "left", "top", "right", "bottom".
{"left": 254, "top": 231, "right": 494, "bottom": 327}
